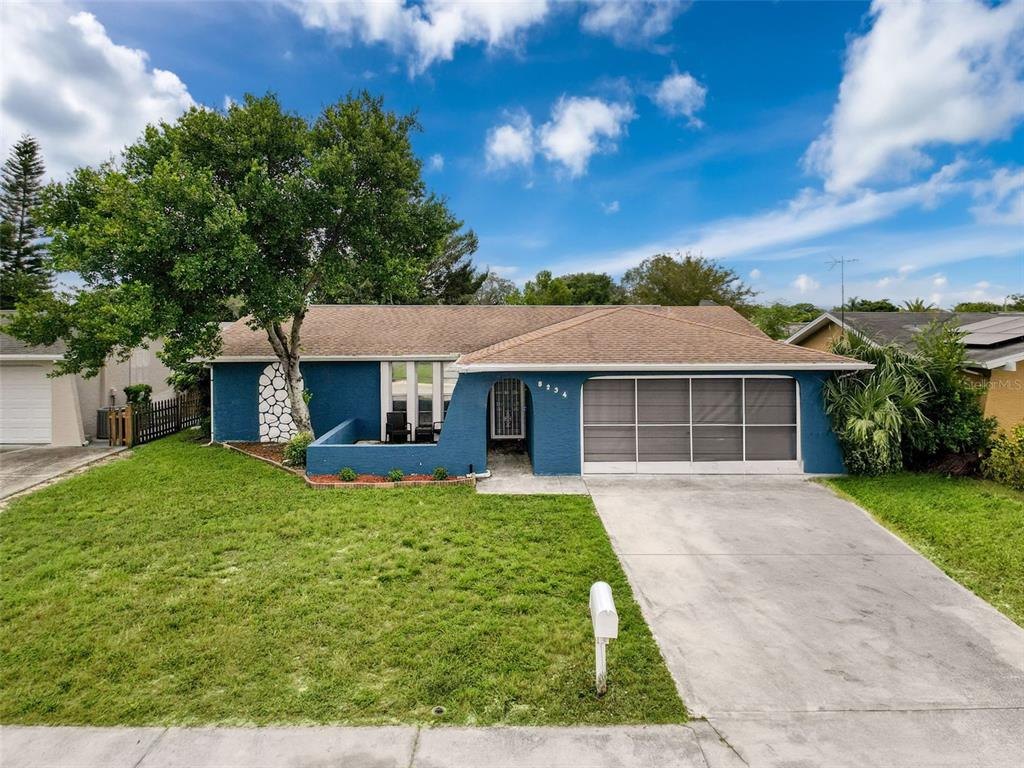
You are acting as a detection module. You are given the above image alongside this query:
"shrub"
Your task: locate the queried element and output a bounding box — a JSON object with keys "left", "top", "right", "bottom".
{"left": 123, "top": 383, "right": 153, "bottom": 405}
{"left": 432, "top": 466, "right": 449, "bottom": 481}
{"left": 906, "top": 322, "right": 996, "bottom": 464}
{"left": 982, "top": 425, "right": 1024, "bottom": 490}
{"left": 824, "top": 336, "right": 927, "bottom": 475}
{"left": 387, "top": 468, "right": 404, "bottom": 482}
{"left": 282, "top": 432, "right": 314, "bottom": 466}
{"left": 338, "top": 467, "right": 357, "bottom": 482}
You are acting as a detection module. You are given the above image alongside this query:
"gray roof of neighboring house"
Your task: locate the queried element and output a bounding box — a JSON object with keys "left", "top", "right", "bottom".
{"left": 0, "top": 313, "right": 65, "bottom": 358}
{"left": 788, "top": 311, "right": 1024, "bottom": 369}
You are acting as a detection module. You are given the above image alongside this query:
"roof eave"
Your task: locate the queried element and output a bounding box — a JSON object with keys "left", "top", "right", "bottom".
{"left": 210, "top": 354, "right": 463, "bottom": 363}
{"left": 0, "top": 354, "right": 62, "bottom": 362}
{"left": 970, "top": 351, "right": 1024, "bottom": 370}
{"left": 450, "top": 361, "right": 874, "bottom": 373}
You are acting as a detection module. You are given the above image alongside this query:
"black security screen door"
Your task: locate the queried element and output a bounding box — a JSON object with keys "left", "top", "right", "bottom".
{"left": 491, "top": 378, "right": 525, "bottom": 439}
{"left": 582, "top": 377, "right": 799, "bottom": 472}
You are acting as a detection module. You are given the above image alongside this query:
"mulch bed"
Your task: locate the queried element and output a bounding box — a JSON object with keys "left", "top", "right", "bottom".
{"left": 228, "top": 442, "right": 287, "bottom": 464}
{"left": 224, "top": 442, "right": 474, "bottom": 489}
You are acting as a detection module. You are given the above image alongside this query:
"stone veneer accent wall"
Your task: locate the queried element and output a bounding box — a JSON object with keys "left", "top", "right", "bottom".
{"left": 258, "top": 362, "right": 297, "bottom": 442}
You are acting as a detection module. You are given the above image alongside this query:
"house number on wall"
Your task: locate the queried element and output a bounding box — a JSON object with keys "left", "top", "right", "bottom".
{"left": 536, "top": 381, "right": 569, "bottom": 399}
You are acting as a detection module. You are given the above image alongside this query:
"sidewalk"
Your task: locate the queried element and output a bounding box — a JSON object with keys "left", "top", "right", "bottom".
{"left": 0, "top": 723, "right": 745, "bottom": 768}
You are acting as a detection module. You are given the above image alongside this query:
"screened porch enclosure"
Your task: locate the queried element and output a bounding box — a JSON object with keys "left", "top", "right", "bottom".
{"left": 582, "top": 376, "right": 800, "bottom": 474}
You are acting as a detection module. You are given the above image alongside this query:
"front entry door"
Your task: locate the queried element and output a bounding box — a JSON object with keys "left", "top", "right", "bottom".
{"left": 491, "top": 378, "right": 525, "bottom": 439}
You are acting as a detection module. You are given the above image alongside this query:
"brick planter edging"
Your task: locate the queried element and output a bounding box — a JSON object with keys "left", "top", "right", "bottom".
{"left": 221, "top": 442, "right": 476, "bottom": 489}
{"left": 304, "top": 475, "right": 476, "bottom": 490}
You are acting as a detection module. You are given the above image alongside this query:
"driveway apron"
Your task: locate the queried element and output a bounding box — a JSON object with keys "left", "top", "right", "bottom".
{"left": 586, "top": 475, "right": 1024, "bottom": 767}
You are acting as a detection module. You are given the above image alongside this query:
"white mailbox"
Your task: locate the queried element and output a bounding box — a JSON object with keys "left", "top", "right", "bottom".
{"left": 590, "top": 581, "right": 618, "bottom": 639}
{"left": 589, "top": 581, "right": 618, "bottom": 695}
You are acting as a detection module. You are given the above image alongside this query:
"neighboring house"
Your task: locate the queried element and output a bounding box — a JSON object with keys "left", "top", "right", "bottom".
{"left": 210, "top": 304, "right": 869, "bottom": 476}
{"left": 786, "top": 311, "right": 1024, "bottom": 432}
{"left": 0, "top": 322, "right": 175, "bottom": 445}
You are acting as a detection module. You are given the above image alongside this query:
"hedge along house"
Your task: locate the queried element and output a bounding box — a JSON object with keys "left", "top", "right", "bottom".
{"left": 210, "top": 305, "right": 870, "bottom": 477}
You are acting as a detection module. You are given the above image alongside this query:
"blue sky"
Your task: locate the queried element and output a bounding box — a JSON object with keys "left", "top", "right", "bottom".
{"left": 2, "top": 1, "right": 1022, "bottom": 307}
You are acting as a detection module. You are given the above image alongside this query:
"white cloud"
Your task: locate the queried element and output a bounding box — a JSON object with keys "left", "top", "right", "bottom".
{"left": 538, "top": 96, "right": 635, "bottom": 177}
{"left": 549, "top": 164, "right": 1022, "bottom": 281}
{"left": 683, "top": 162, "right": 968, "bottom": 262}
{"left": 485, "top": 112, "right": 535, "bottom": 171}
{"left": 877, "top": 276, "right": 892, "bottom": 288}
{"left": 749, "top": 268, "right": 762, "bottom": 280}
{"left": 602, "top": 200, "right": 620, "bottom": 214}
{"left": 427, "top": 153, "right": 444, "bottom": 171}
{"left": 805, "top": 0, "right": 1024, "bottom": 192}
{"left": 792, "top": 274, "right": 820, "bottom": 294}
{"left": 486, "top": 96, "right": 635, "bottom": 177}
{"left": 652, "top": 71, "right": 707, "bottom": 126}
{"left": 970, "top": 167, "right": 1024, "bottom": 224}
{"left": 0, "top": 2, "right": 195, "bottom": 179}
{"left": 284, "top": 0, "right": 551, "bottom": 75}
{"left": 976, "top": 280, "right": 991, "bottom": 289}
{"left": 932, "top": 274, "right": 948, "bottom": 287}
{"left": 490, "top": 264, "right": 519, "bottom": 277}
{"left": 580, "top": 0, "right": 686, "bottom": 47}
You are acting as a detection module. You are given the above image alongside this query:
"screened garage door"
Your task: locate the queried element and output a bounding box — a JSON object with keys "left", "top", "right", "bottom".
{"left": 0, "top": 364, "right": 52, "bottom": 444}
{"left": 582, "top": 377, "right": 800, "bottom": 474}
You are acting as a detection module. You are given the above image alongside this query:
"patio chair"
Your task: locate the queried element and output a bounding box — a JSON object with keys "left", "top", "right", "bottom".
{"left": 415, "top": 421, "right": 443, "bottom": 443}
{"left": 385, "top": 411, "right": 412, "bottom": 443}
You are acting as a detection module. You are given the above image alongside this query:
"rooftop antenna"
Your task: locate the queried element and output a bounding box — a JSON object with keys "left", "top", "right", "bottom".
{"left": 827, "top": 256, "right": 858, "bottom": 335}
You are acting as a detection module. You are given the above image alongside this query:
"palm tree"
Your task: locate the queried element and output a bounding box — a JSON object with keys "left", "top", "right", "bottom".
{"left": 901, "top": 298, "right": 938, "bottom": 312}
{"left": 824, "top": 334, "right": 929, "bottom": 474}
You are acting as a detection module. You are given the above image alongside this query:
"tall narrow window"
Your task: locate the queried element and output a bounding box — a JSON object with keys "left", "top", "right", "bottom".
{"left": 442, "top": 363, "right": 458, "bottom": 418}
{"left": 417, "top": 362, "right": 433, "bottom": 428}
{"left": 390, "top": 362, "right": 407, "bottom": 414}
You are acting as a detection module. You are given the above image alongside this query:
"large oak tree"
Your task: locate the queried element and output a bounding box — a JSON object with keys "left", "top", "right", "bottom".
{"left": 9, "top": 93, "right": 467, "bottom": 436}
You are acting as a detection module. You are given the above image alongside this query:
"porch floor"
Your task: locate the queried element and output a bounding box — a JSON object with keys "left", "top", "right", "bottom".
{"left": 476, "top": 450, "right": 588, "bottom": 495}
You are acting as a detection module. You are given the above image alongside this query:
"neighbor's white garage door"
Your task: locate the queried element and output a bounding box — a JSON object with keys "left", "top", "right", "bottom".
{"left": 582, "top": 377, "right": 801, "bottom": 474}
{"left": 0, "top": 364, "right": 52, "bottom": 444}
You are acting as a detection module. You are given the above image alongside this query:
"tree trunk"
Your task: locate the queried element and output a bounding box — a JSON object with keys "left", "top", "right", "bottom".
{"left": 264, "top": 316, "right": 313, "bottom": 437}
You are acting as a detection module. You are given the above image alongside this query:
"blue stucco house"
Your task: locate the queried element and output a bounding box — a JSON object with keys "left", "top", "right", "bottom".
{"left": 210, "top": 304, "right": 870, "bottom": 477}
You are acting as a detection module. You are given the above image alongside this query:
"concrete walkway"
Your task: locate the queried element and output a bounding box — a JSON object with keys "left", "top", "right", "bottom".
{"left": 586, "top": 474, "right": 1024, "bottom": 767}
{"left": 0, "top": 444, "right": 124, "bottom": 500}
{"left": 476, "top": 450, "right": 588, "bottom": 494}
{"left": 0, "top": 723, "right": 745, "bottom": 768}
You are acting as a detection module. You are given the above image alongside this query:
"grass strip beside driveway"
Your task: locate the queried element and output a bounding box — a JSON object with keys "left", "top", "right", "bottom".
{"left": 826, "top": 473, "right": 1024, "bottom": 627}
{"left": 1, "top": 434, "right": 684, "bottom": 726}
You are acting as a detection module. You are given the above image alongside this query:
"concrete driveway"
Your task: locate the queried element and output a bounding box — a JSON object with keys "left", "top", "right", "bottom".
{"left": 587, "top": 475, "right": 1024, "bottom": 767}
{"left": 0, "top": 444, "right": 123, "bottom": 499}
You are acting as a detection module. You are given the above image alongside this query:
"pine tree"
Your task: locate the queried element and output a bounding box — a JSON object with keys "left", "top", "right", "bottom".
{"left": 0, "top": 135, "right": 50, "bottom": 309}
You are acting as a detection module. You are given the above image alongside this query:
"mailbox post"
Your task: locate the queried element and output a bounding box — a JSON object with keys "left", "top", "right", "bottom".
{"left": 589, "top": 581, "right": 618, "bottom": 695}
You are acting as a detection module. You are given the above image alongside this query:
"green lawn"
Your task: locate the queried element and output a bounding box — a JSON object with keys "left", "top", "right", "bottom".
{"left": 826, "top": 473, "right": 1024, "bottom": 626}
{"left": 0, "top": 434, "right": 683, "bottom": 726}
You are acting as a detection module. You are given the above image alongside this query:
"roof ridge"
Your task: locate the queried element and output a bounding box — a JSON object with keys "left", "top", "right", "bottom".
{"left": 661, "top": 305, "right": 766, "bottom": 338}
{"left": 624, "top": 305, "right": 859, "bottom": 363}
{"left": 460, "top": 306, "right": 628, "bottom": 362}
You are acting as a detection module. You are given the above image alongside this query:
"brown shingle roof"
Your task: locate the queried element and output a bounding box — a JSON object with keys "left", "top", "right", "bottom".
{"left": 453, "top": 305, "right": 868, "bottom": 369}
{"left": 215, "top": 303, "right": 864, "bottom": 369}
{"left": 216, "top": 303, "right": 766, "bottom": 358}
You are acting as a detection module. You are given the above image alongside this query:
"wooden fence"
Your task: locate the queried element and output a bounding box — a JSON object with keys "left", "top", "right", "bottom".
{"left": 108, "top": 391, "right": 203, "bottom": 447}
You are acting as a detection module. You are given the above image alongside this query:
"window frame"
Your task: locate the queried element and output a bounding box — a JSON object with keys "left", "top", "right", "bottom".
{"left": 380, "top": 360, "right": 458, "bottom": 442}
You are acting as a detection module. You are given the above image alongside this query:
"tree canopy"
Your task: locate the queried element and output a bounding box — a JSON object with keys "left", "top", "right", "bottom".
{"left": 840, "top": 297, "right": 900, "bottom": 312}
{"left": 9, "top": 93, "right": 467, "bottom": 436}
{"left": 954, "top": 295, "right": 1024, "bottom": 312}
{"left": 751, "top": 302, "right": 821, "bottom": 339}
{"left": 621, "top": 252, "right": 756, "bottom": 310}
{"left": 472, "top": 273, "right": 523, "bottom": 305}
{"left": 0, "top": 135, "right": 51, "bottom": 309}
